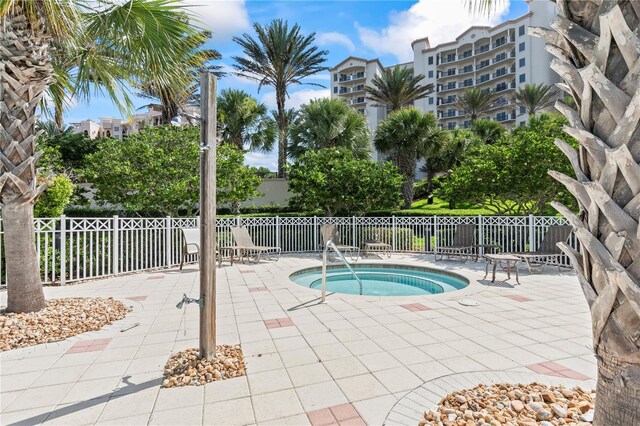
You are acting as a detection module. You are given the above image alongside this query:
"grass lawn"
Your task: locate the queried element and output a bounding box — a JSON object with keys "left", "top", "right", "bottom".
{"left": 396, "top": 198, "right": 495, "bottom": 216}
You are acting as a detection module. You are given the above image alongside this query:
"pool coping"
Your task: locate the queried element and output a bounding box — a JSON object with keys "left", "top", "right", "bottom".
{"left": 282, "top": 256, "right": 492, "bottom": 303}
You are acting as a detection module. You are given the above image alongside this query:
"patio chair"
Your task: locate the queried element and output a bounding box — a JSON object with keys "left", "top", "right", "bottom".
{"left": 320, "top": 224, "right": 360, "bottom": 261}
{"left": 230, "top": 226, "right": 281, "bottom": 263}
{"left": 434, "top": 224, "right": 476, "bottom": 261}
{"left": 179, "top": 228, "right": 224, "bottom": 270}
{"left": 506, "top": 225, "right": 572, "bottom": 273}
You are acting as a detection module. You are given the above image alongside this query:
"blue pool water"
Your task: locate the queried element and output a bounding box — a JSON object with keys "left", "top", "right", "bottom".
{"left": 290, "top": 265, "right": 468, "bottom": 296}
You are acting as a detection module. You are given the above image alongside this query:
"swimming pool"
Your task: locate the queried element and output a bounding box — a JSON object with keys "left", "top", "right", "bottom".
{"left": 289, "top": 264, "right": 469, "bottom": 296}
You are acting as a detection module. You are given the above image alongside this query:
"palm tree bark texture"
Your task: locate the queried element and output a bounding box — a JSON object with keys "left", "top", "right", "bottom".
{"left": 530, "top": 0, "right": 640, "bottom": 423}
{"left": 0, "top": 5, "right": 50, "bottom": 312}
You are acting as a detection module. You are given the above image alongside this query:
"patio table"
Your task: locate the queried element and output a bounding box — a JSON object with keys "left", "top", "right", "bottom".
{"left": 484, "top": 254, "right": 521, "bottom": 284}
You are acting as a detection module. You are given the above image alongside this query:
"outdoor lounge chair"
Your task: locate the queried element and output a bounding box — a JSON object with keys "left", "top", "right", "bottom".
{"left": 506, "top": 225, "right": 572, "bottom": 273}
{"left": 434, "top": 224, "right": 476, "bottom": 261}
{"left": 320, "top": 224, "right": 360, "bottom": 261}
{"left": 179, "top": 228, "right": 224, "bottom": 270}
{"left": 230, "top": 226, "right": 281, "bottom": 263}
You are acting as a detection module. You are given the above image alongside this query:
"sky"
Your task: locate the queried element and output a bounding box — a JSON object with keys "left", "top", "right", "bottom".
{"left": 63, "top": 0, "right": 531, "bottom": 170}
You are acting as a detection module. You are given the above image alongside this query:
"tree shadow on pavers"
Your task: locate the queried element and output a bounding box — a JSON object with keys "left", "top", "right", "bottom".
{"left": 7, "top": 376, "right": 162, "bottom": 426}
{"left": 287, "top": 293, "right": 337, "bottom": 311}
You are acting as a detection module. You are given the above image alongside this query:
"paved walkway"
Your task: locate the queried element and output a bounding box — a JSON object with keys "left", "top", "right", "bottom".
{"left": 0, "top": 255, "right": 596, "bottom": 425}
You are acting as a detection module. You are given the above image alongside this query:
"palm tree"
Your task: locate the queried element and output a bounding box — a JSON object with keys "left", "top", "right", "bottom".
{"left": 217, "top": 89, "right": 276, "bottom": 152}
{"left": 288, "top": 98, "right": 371, "bottom": 161}
{"left": 512, "top": 83, "right": 558, "bottom": 116}
{"left": 375, "top": 109, "right": 439, "bottom": 208}
{"left": 420, "top": 129, "right": 477, "bottom": 204}
{"left": 232, "top": 20, "right": 328, "bottom": 178}
{"left": 470, "top": 0, "right": 640, "bottom": 422}
{"left": 470, "top": 118, "right": 506, "bottom": 144}
{"left": 453, "top": 88, "right": 500, "bottom": 122}
{"left": 365, "top": 66, "right": 433, "bottom": 112}
{"left": 137, "top": 30, "right": 225, "bottom": 125}
{"left": 0, "top": 0, "right": 196, "bottom": 313}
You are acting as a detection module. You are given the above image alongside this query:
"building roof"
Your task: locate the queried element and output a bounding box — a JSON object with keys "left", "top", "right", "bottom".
{"left": 418, "top": 11, "right": 533, "bottom": 53}
{"left": 330, "top": 56, "right": 384, "bottom": 71}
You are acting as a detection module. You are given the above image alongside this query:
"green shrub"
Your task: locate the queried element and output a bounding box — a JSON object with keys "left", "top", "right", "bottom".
{"left": 35, "top": 174, "right": 74, "bottom": 217}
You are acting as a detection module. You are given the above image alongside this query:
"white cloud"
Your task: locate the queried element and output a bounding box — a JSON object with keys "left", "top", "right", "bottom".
{"left": 356, "top": 0, "right": 510, "bottom": 62}
{"left": 261, "top": 88, "right": 330, "bottom": 111}
{"left": 317, "top": 32, "right": 356, "bottom": 52}
{"left": 181, "top": 0, "right": 250, "bottom": 42}
{"left": 245, "top": 151, "right": 277, "bottom": 170}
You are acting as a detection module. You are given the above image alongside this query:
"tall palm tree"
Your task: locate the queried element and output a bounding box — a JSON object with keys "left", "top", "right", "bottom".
{"left": 365, "top": 66, "right": 433, "bottom": 112}
{"left": 512, "top": 83, "right": 558, "bottom": 116}
{"left": 217, "top": 89, "right": 276, "bottom": 152}
{"left": 375, "top": 109, "right": 439, "bottom": 208}
{"left": 137, "top": 30, "right": 224, "bottom": 125}
{"left": 471, "top": 0, "right": 640, "bottom": 422}
{"left": 232, "top": 20, "right": 328, "bottom": 178}
{"left": 0, "top": 0, "right": 196, "bottom": 313}
{"left": 288, "top": 98, "right": 371, "bottom": 161}
{"left": 453, "top": 87, "right": 500, "bottom": 122}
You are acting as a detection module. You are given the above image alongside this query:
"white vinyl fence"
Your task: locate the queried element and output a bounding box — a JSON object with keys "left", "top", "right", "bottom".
{"left": 0, "top": 215, "right": 574, "bottom": 285}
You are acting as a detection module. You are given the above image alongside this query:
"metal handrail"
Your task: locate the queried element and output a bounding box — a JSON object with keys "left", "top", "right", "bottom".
{"left": 320, "top": 240, "right": 363, "bottom": 303}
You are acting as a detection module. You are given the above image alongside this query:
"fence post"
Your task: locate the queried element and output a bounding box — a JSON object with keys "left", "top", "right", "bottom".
{"left": 113, "top": 216, "right": 119, "bottom": 275}
{"left": 60, "top": 215, "right": 66, "bottom": 285}
{"left": 165, "top": 216, "right": 172, "bottom": 267}
{"left": 478, "top": 215, "right": 484, "bottom": 257}
{"left": 314, "top": 216, "right": 318, "bottom": 252}
{"left": 352, "top": 216, "right": 356, "bottom": 247}
{"left": 275, "top": 216, "right": 280, "bottom": 249}
{"left": 392, "top": 215, "right": 397, "bottom": 251}
{"left": 434, "top": 216, "right": 439, "bottom": 250}
{"left": 528, "top": 214, "right": 535, "bottom": 252}
{"left": 236, "top": 215, "right": 242, "bottom": 228}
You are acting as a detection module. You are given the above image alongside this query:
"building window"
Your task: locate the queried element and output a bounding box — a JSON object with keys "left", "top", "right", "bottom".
{"left": 447, "top": 122, "right": 456, "bottom": 130}
{"left": 520, "top": 106, "right": 526, "bottom": 114}
{"left": 333, "top": 87, "right": 338, "bottom": 94}
{"left": 106, "top": 131, "right": 111, "bottom": 137}
{"left": 519, "top": 25, "right": 525, "bottom": 36}
{"left": 447, "top": 68, "right": 456, "bottom": 76}
{"left": 520, "top": 121, "right": 526, "bottom": 126}
{"left": 114, "top": 126, "right": 120, "bottom": 132}
{"left": 428, "top": 97, "right": 434, "bottom": 105}
{"left": 428, "top": 56, "right": 433, "bottom": 65}
{"left": 333, "top": 74, "right": 337, "bottom": 82}
{"left": 519, "top": 73, "right": 526, "bottom": 83}
{"left": 83, "top": 130, "right": 89, "bottom": 137}
{"left": 428, "top": 70, "right": 433, "bottom": 78}
{"left": 519, "top": 42, "right": 525, "bottom": 52}
{"left": 519, "top": 58, "right": 525, "bottom": 68}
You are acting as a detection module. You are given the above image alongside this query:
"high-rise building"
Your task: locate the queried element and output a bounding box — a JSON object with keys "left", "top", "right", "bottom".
{"left": 329, "top": 0, "right": 559, "bottom": 161}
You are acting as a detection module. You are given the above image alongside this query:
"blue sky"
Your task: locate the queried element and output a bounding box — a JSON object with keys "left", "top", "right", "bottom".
{"left": 63, "top": 0, "right": 531, "bottom": 169}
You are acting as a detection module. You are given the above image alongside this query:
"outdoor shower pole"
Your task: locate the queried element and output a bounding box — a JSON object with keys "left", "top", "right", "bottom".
{"left": 200, "top": 72, "right": 217, "bottom": 359}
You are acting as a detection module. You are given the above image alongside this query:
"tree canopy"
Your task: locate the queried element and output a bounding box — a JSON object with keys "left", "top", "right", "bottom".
{"left": 82, "top": 126, "right": 260, "bottom": 215}
{"left": 365, "top": 66, "right": 433, "bottom": 111}
{"left": 288, "top": 98, "right": 371, "bottom": 160}
{"left": 288, "top": 148, "right": 403, "bottom": 216}
{"left": 436, "top": 113, "right": 577, "bottom": 215}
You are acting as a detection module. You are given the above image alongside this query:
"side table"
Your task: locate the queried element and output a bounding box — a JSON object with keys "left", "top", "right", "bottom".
{"left": 484, "top": 254, "right": 521, "bottom": 284}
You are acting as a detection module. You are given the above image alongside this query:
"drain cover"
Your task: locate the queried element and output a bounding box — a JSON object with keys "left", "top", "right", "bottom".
{"left": 458, "top": 299, "right": 479, "bottom": 306}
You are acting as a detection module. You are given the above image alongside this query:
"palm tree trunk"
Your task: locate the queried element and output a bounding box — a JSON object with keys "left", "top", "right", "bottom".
{"left": 531, "top": 1, "right": 640, "bottom": 423}
{"left": 397, "top": 146, "right": 417, "bottom": 209}
{"left": 1, "top": 6, "right": 52, "bottom": 313}
{"left": 3, "top": 204, "right": 46, "bottom": 313}
{"left": 276, "top": 89, "right": 287, "bottom": 178}
{"left": 54, "top": 101, "right": 64, "bottom": 133}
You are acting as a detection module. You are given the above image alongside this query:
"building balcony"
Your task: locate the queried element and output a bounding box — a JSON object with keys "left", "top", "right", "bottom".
{"left": 338, "top": 73, "right": 365, "bottom": 82}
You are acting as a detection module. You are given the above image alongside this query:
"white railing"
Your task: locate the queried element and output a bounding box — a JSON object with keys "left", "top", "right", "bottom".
{"left": 0, "top": 215, "right": 574, "bottom": 285}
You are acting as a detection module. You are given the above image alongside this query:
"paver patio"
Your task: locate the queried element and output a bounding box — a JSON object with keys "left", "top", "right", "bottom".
{"left": 0, "top": 254, "right": 596, "bottom": 425}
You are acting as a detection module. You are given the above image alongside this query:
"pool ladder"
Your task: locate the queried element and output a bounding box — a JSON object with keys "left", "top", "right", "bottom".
{"left": 321, "top": 240, "right": 364, "bottom": 302}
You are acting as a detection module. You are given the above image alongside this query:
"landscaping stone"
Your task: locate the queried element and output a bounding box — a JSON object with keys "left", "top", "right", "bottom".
{"left": 162, "top": 346, "right": 246, "bottom": 388}
{"left": 421, "top": 383, "right": 595, "bottom": 426}
{"left": 0, "top": 297, "right": 129, "bottom": 351}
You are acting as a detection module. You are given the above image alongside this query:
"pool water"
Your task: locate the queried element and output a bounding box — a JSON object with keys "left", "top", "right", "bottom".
{"left": 290, "top": 265, "right": 468, "bottom": 296}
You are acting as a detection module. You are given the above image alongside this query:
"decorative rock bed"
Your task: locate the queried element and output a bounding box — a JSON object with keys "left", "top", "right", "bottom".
{"left": 162, "top": 346, "right": 246, "bottom": 388}
{"left": 421, "top": 383, "right": 594, "bottom": 426}
{"left": 0, "top": 297, "right": 130, "bottom": 351}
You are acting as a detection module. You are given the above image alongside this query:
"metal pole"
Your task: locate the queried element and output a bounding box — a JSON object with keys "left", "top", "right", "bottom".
{"left": 321, "top": 245, "right": 328, "bottom": 304}
{"left": 200, "top": 72, "right": 217, "bottom": 359}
